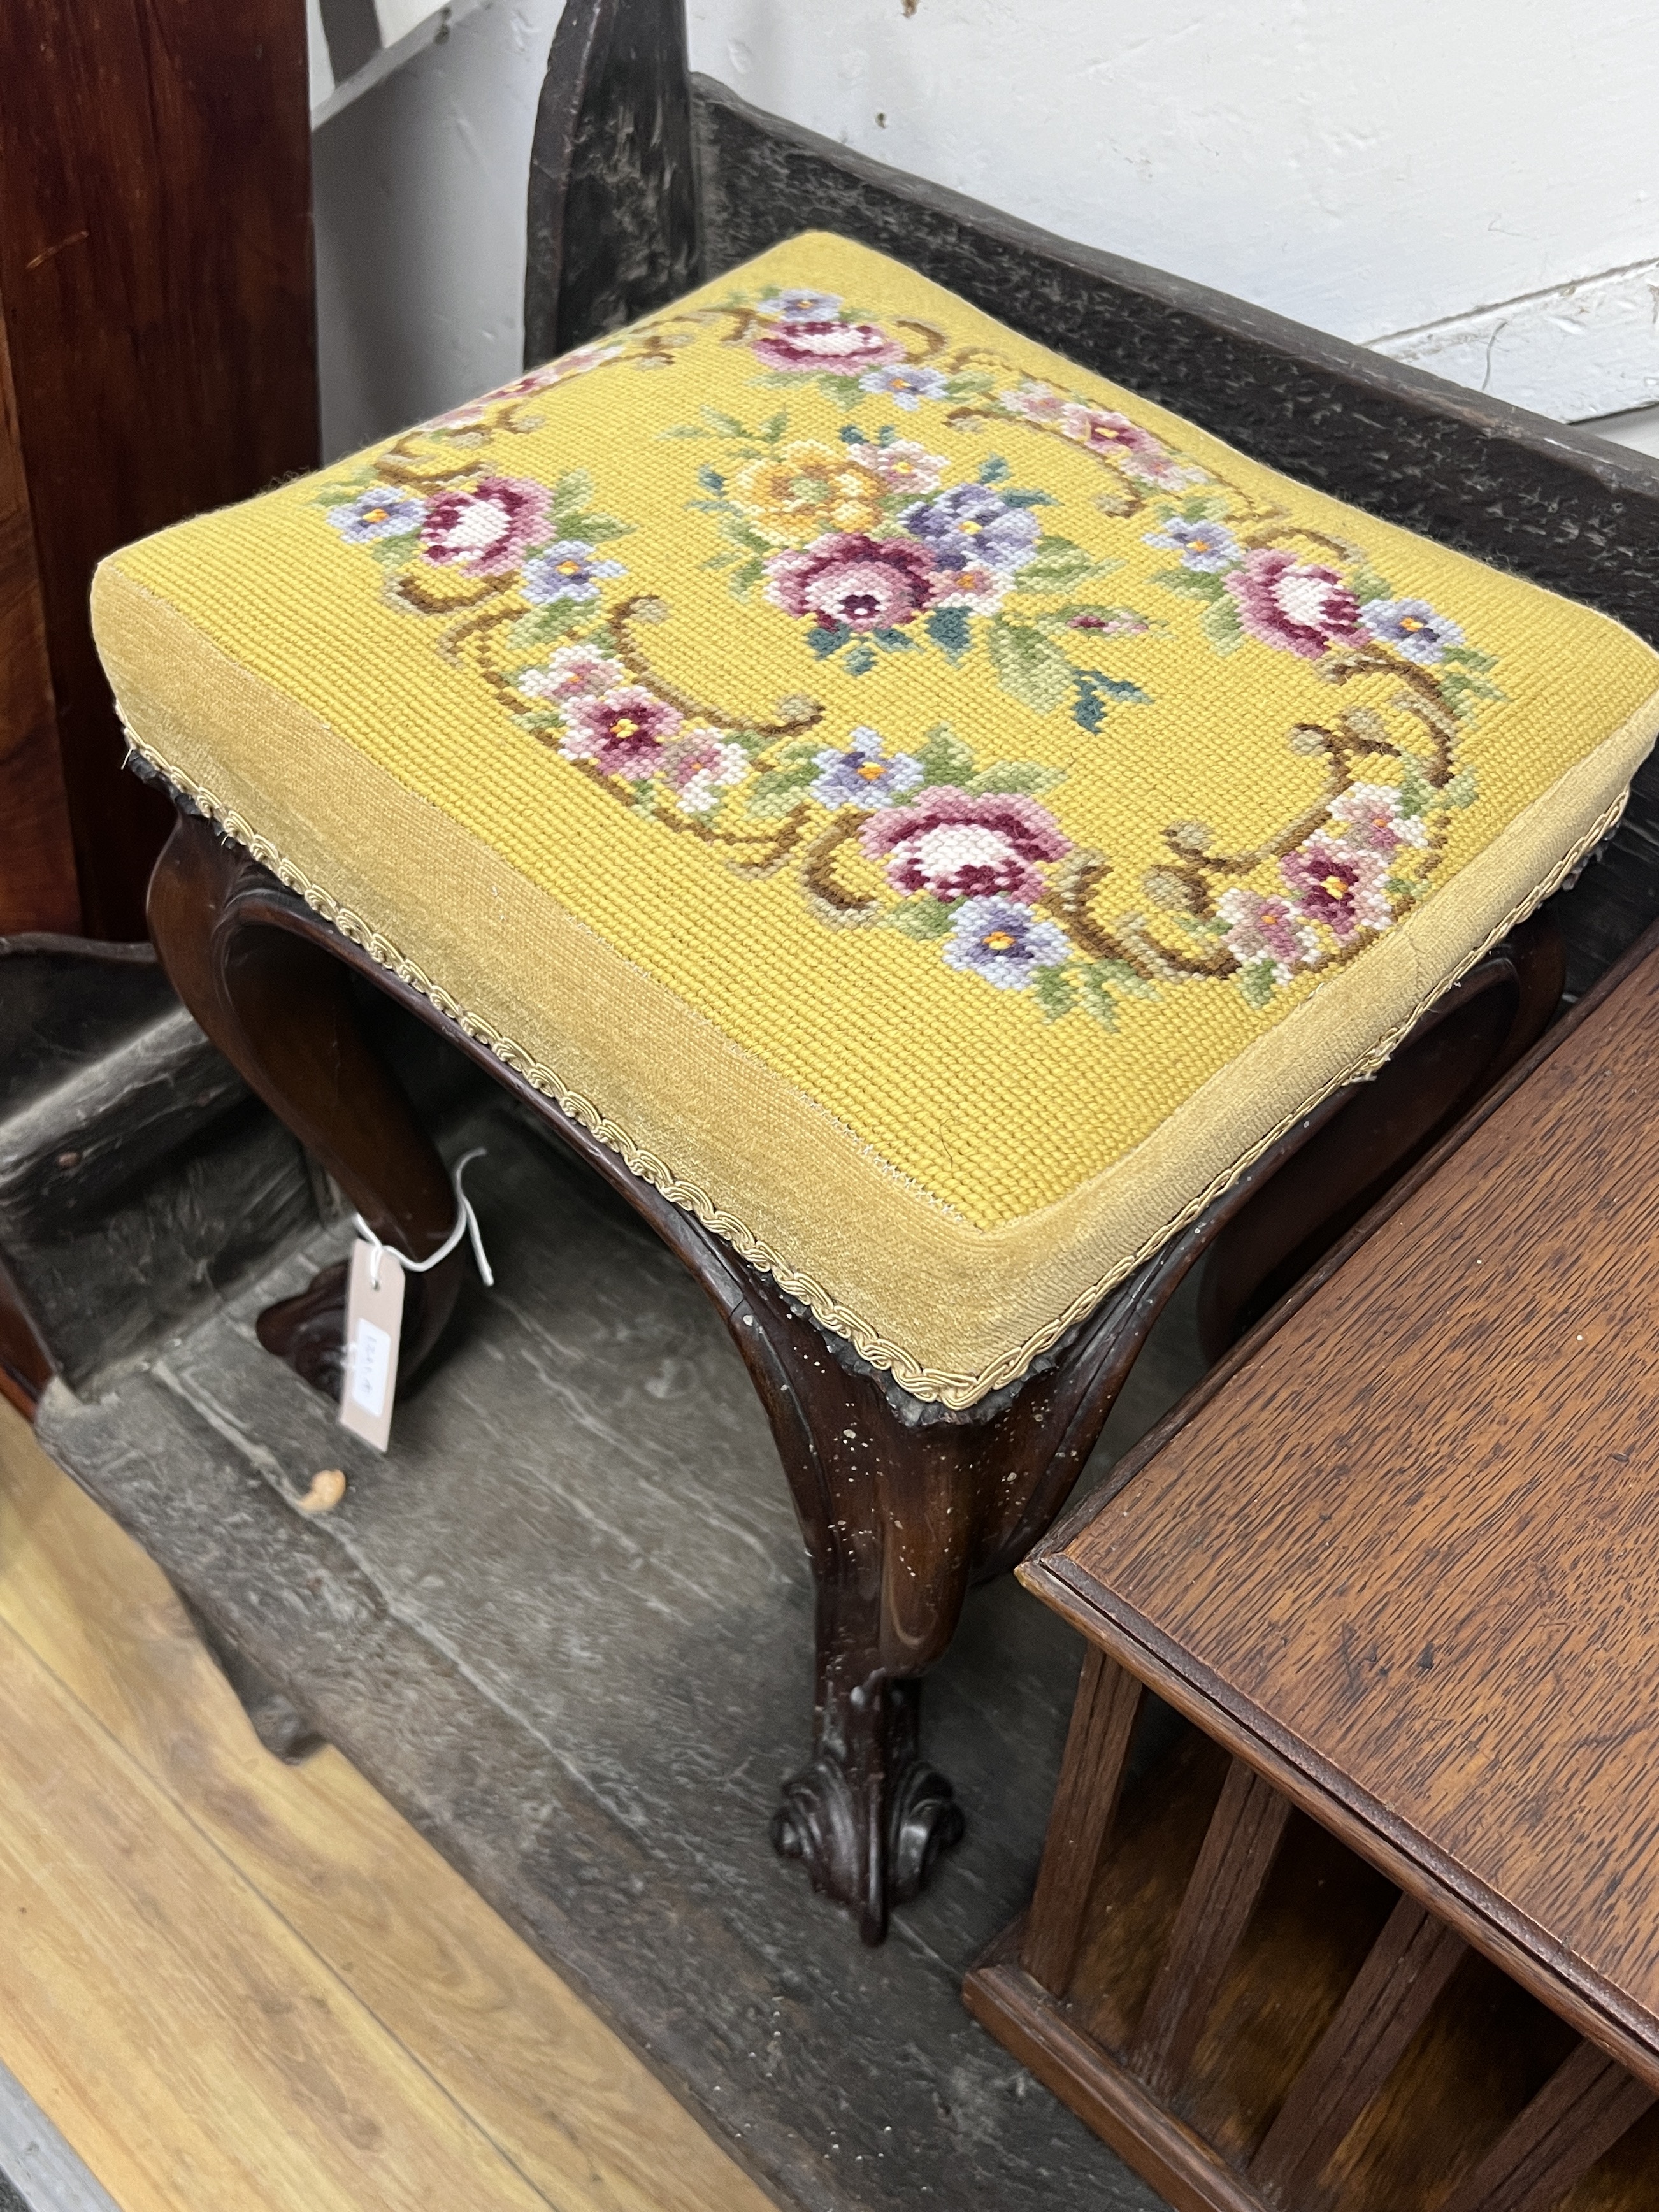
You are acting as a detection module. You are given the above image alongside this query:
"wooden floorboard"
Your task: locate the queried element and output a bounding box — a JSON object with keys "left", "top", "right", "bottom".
{"left": 0, "top": 1400, "right": 777, "bottom": 2212}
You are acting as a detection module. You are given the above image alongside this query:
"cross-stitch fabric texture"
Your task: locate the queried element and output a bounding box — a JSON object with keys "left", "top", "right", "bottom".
{"left": 92, "top": 233, "right": 1659, "bottom": 1404}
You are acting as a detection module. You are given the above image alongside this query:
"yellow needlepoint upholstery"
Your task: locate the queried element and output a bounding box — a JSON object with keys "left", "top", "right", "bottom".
{"left": 92, "top": 233, "right": 1659, "bottom": 1406}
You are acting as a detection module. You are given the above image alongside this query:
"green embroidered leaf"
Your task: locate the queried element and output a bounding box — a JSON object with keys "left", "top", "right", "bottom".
{"left": 916, "top": 724, "right": 977, "bottom": 785}
{"left": 728, "top": 556, "right": 766, "bottom": 596}
{"left": 1395, "top": 756, "right": 1436, "bottom": 819}
{"left": 987, "top": 621, "right": 1074, "bottom": 714}
{"left": 745, "top": 762, "right": 821, "bottom": 818}
{"left": 844, "top": 640, "right": 879, "bottom": 675}
{"left": 1077, "top": 967, "right": 1121, "bottom": 1030}
{"left": 1030, "top": 966, "right": 1078, "bottom": 1021}
{"left": 1441, "top": 645, "right": 1498, "bottom": 673}
{"left": 872, "top": 626, "right": 922, "bottom": 652}
{"left": 968, "top": 761, "right": 1066, "bottom": 796}
{"left": 759, "top": 411, "right": 789, "bottom": 443}
{"left": 807, "top": 621, "right": 851, "bottom": 659}
{"left": 696, "top": 464, "right": 726, "bottom": 495}
{"left": 700, "top": 408, "right": 757, "bottom": 440}
{"left": 1200, "top": 593, "right": 1244, "bottom": 653}
{"left": 548, "top": 468, "right": 595, "bottom": 514}
{"left": 1347, "top": 565, "right": 1391, "bottom": 604}
{"left": 887, "top": 898, "right": 956, "bottom": 940}
{"left": 1437, "top": 768, "right": 1479, "bottom": 809}
{"left": 822, "top": 374, "right": 868, "bottom": 410}
{"left": 1000, "top": 488, "right": 1058, "bottom": 510}
{"left": 1236, "top": 956, "right": 1279, "bottom": 1010}
{"left": 315, "top": 482, "right": 373, "bottom": 508}
{"left": 978, "top": 454, "right": 1011, "bottom": 484}
{"left": 1094, "top": 956, "right": 1159, "bottom": 1002}
{"left": 364, "top": 536, "right": 420, "bottom": 567}
{"left": 1149, "top": 565, "right": 1226, "bottom": 601}
{"left": 1179, "top": 490, "right": 1233, "bottom": 522}
{"left": 721, "top": 515, "right": 774, "bottom": 556}
{"left": 839, "top": 424, "right": 870, "bottom": 445}
{"left": 1012, "top": 535, "right": 1100, "bottom": 592}
{"left": 1439, "top": 670, "right": 1504, "bottom": 718}
{"left": 701, "top": 549, "right": 738, "bottom": 570}
{"left": 945, "top": 370, "right": 995, "bottom": 399}
{"left": 568, "top": 512, "right": 631, "bottom": 543}
{"left": 1385, "top": 874, "right": 1429, "bottom": 901}
{"left": 924, "top": 607, "right": 973, "bottom": 663}
{"left": 509, "top": 603, "right": 583, "bottom": 647}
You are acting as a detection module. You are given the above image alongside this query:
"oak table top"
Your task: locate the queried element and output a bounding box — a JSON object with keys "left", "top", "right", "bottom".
{"left": 1026, "top": 933, "right": 1659, "bottom": 2093}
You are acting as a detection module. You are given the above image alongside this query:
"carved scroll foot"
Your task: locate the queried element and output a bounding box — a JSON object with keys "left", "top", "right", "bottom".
{"left": 257, "top": 1258, "right": 349, "bottom": 1395}
{"left": 771, "top": 1676, "right": 965, "bottom": 1944}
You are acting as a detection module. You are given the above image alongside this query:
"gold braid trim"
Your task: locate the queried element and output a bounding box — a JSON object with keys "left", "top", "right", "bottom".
{"left": 122, "top": 714, "right": 1623, "bottom": 1410}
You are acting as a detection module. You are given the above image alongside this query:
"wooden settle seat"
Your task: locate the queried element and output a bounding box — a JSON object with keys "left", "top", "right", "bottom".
{"left": 967, "top": 924, "right": 1659, "bottom": 2208}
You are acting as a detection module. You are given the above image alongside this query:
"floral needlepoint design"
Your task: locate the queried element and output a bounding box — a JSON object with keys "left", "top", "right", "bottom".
{"left": 313, "top": 264, "right": 1502, "bottom": 1030}
{"left": 944, "top": 896, "right": 1073, "bottom": 989}
{"left": 329, "top": 487, "right": 427, "bottom": 543}
{"left": 764, "top": 531, "right": 942, "bottom": 633}
{"left": 1224, "top": 547, "right": 1364, "bottom": 660}
{"left": 516, "top": 643, "right": 626, "bottom": 703}
{"left": 861, "top": 787, "right": 1072, "bottom": 903}
{"left": 751, "top": 316, "right": 908, "bottom": 375}
{"left": 859, "top": 363, "right": 951, "bottom": 409}
{"left": 1216, "top": 887, "right": 1319, "bottom": 988}
{"left": 730, "top": 442, "right": 888, "bottom": 543}
{"left": 1359, "top": 597, "right": 1465, "bottom": 664}
{"left": 420, "top": 477, "right": 552, "bottom": 574}
{"left": 1326, "top": 782, "right": 1429, "bottom": 859}
{"left": 901, "top": 484, "right": 1040, "bottom": 579}
{"left": 560, "top": 687, "right": 682, "bottom": 779}
{"left": 663, "top": 735, "right": 750, "bottom": 814}
{"left": 523, "top": 540, "right": 628, "bottom": 603}
{"left": 1281, "top": 841, "right": 1393, "bottom": 941}
{"left": 1144, "top": 515, "right": 1243, "bottom": 572}
{"left": 808, "top": 731, "right": 925, "bottom": 809}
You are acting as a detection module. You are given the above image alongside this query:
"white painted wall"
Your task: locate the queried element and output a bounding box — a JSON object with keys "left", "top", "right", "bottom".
{"left": 312, "top": 0, "right": 1659, "bottom": 459}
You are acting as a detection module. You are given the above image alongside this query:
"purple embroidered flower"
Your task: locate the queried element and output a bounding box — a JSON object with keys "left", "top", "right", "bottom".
{"left": 521, "top": 540, "right": 628, "bottom": 604}
{"left": 808, "top": 731, "right": 925, "bottom": 809}
{"left": 900, "top": 484, "right": 1040, "bottom": 576}
{"left": 756, "top": 289, "right": 844, "bottom": 323}
{"left": 1281, "top": 840, "right": 1393, "bottom": 940}
{"left": 869, "top": 440, "right": 947, "bottom": 494}
{"left": 1325, "top": 782, "right": 1428, "bottom": 860}
{"left": 751, "top": 320, "right": 908, "bottom": 374}
{"left": 858, "top": 363, "right": 950, "bottom": 410}
{"left": 1359, "top": 597, "right": 1464, "bottom": 665}
{"left": 328, "top": 487, "right": 426, "bottom": 543}
{"left": 663, "top": 734, "right": 749, "bottom": 814}
{"left": 1216, "top": 887, "right": 1319, "bottom": 985}
{"left": 1143, "top": 516, "right": 1242, "bottom": 572}
{"left": 1224, "top": 547, "right": 1365, "bottom": 660}
{"left": 561, "top": 686, "right": 682, "bottom": 779}
{"left": 943, "top": 896, "right": 1072, "bottom": 990}
{"left": 861, "top": 787, "right": 1071, "bottom": 903}
{"left": 517, "top": 643, "right": 626, "bottom": 704}
{"left": 419, "top": 477, "right": 551, "bottom": 574}
{"left": 763, "top": 533, "right": 943, "bottom": 631}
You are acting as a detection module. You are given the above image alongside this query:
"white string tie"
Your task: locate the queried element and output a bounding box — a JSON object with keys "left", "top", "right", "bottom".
{"left": 352, "top": 1147, "right": 495, "bottom": 1291}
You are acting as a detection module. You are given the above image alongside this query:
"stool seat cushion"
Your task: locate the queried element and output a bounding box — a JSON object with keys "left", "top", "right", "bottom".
{"left": 92, "top": 233, "right": 1659, "bottom": 1407}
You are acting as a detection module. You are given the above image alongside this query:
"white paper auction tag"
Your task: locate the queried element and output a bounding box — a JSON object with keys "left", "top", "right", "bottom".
{"left": 338, "top": 1236, "right": 406, "bottom": 1453}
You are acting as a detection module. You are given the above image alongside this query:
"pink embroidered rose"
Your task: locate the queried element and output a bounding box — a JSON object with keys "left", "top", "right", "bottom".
{"left": 1281, "top": 840, "right": 1393, "bottom": 940}
{"left": 999, "top": 382, "right": 1071, "bottom": 427}
{"left": 751, "top": 320, "right": 908, "bottom": 374}
{"left": 860, "top": 787, "right": 1071, "bottom": 903}
{"left": 869, "top": 440, "right": 947, "bottom": 495}
{"left": 1325, "top": 782, "right": 1428, "bottom": 860}
{"left": 763, "top": 533, "right": 942, "bottom": 632}
{"left": 419, "top": 477, "right": 551, "bottom": 573}
{"left": 517, "top": 643, "right": 626, "bottom": 705}
{"left": 1225, "top": 548, "right": 1364, "bottom": 660}
{"left": 663, "top": 734, "right": 749, "bottom": 814}
{"left": 1216, "top": 886, "right": 1319, "bottom": 984}
{"left": 560, "top": 686, "right": 682, "bottom": 779}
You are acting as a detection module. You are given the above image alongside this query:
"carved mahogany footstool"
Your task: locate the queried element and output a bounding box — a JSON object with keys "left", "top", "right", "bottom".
{"left": 93, "top": 233, "right": 1659, "bottom": 1939}
{"left": 968, "top": 926, "right": 1659, "bottom": 2206}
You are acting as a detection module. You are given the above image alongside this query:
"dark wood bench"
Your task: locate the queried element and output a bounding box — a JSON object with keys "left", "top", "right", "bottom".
{"left": 968, "top": 921, "right": 1659, "bottom": 2208}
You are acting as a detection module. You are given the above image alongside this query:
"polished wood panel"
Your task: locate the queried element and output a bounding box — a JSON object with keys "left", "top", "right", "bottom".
{"left": 0, "top": 309, "right": 76, "bottom": 935}
{"left": 0, "top": 1400, "right": 775, "bottom": 2212}
{"left": 1042, "top": 939, "right": 1659, "bottom": 2071}
{"left": 0, "top": 0, "right": 317, "bottom": 937}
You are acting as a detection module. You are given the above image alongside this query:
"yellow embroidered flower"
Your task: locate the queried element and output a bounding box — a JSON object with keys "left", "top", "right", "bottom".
{"left": 729, "top": 442, "right": 887, "bottom": 544}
